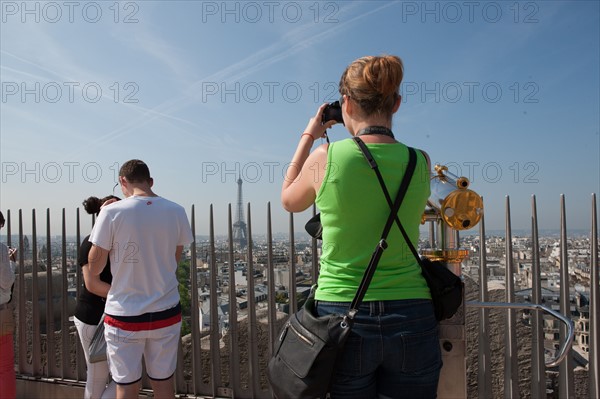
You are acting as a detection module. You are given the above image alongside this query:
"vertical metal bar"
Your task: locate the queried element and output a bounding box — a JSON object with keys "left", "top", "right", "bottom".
{"left": 311, "top": 204, "right": 319, "bottom": 282}
{"left": 175, "top": 340, "right": 186, "bottom": 395}
{"left": 477, "top": 208, "right": 492, "bottom": 399}
{"left": 175, "top": 208, "right": 192, "bottom": 394}
{"left": 227, "top": 204, "right": 241, "bottom": 395}
{"left": 6, "top": 210, "right": 11, "bottom": 247}
{"left": 428, "top": 218, "right": 436, "bottom": 250}
{"left": 530, "top": 195, "right": 546, "bottom": 398}
{"left": 227, "top": 204, "right": 242, "bottom": 392}
{"left": 46, "top": 209, "right": 56, "bottom": 377}
{"left": 209, "top": 204, "right": 221, "bottom": 396}
{"left": 17, "top": 210, "right": 28, "bottom": 374}
{"left": 444, "top": 224, "right": 460, "bottom": 276}
{"left": 75, "top": 208, "right": 85, "bottom": 381}
{"left": 590, "top": 193, "right": 599, "bottom": 398}
{"left": 61, "top": 208, "right": 73, "bottom": 379}
{"left": 189, "top": 205, "right": 202, "bottom": 395}
{"left": 503, "top": 196, "right": 519, "bottom": 398}
{"left": 454, "top": 230, "right": 460, "bottom": 253}
{"left": 246, "top": 203, "right": 260, "bottom": 398}
{"left": 289, "top": 213, "right": 297, "bottom": 312}
{"left": 558, "top": 195, "right": 574, "bottom": 396}
{"left": 31, "top": 209, "right": 42, "bottom": 375}
{"left": 267, "top": 203, "right": 277, "bottom": 355}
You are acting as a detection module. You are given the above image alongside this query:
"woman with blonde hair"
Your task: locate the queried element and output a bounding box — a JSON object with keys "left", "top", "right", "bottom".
{"left": 281, "top": 55, "right": 442, "bottom": 398}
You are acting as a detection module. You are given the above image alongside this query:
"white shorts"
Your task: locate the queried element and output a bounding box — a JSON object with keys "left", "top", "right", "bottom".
{"left": 104, "top": 321, "right": 181, "bottom": 385}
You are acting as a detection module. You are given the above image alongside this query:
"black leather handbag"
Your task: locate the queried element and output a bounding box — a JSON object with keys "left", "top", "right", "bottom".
{"left": 418, "top": 256, "right": 463, "bottom": 321}
{"left": 267, "top": 146, "right": 418, "bottom": 399}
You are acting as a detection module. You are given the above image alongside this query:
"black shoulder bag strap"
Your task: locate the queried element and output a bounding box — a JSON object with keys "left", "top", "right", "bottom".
{"left": 352, "top": 136, "right": 423, "bottom": 264}
{"left": 348, "top": 138, "right": 417, "bottom": 314}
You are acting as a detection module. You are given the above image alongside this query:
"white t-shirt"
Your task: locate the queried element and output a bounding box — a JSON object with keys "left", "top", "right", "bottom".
{"left": 89, "top": 196, "right": 194, "bottom": 316}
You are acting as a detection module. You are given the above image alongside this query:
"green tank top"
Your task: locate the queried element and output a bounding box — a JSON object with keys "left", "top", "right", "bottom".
{"left": 314, "top": 138, "right": 431, "bottom": 302}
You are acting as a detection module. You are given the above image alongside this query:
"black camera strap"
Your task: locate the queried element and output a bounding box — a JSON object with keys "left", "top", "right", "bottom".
{"left": 356, "top": 126, "right": 395, "bottom": 139}
{"left": 352, "top": 136, "right": 423, "bottom": 263}
{"left": 348, "top": 137, "right": 417, "bottom": 312}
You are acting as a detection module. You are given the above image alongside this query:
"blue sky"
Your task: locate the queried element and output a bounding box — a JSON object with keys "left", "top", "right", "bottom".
{"left": 1, "top": 0, "right": 599, "bottom": 236}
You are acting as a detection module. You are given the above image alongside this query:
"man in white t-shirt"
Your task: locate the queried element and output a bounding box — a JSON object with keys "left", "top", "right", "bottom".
{"left": 89, "top": 159, "right": 193, "bottom": 399}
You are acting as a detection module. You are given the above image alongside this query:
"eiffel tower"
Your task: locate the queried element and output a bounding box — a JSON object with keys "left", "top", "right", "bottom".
{"left": 232, "top": 175, "right": 247, "bottom": 248}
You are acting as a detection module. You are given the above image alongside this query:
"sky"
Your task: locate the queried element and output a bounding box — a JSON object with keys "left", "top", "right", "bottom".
{"left": 1, "top": 0, "right": 599, "bottom": 237}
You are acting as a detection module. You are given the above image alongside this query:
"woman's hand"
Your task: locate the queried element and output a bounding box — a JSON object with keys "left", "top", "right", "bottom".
{"left": 281, "top": 104, "right": 334, "bottom": 212}
{"left": 304, "top": 103, "right": 337, "bottom": 141}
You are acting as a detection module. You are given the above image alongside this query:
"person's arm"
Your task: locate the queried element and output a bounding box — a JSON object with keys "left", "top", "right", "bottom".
{"left": 88, "top": 245, "right": 109, "bottom": 276}
{"left": 82, "top": 264, "right": 110, "bottom": 297}
{"left": 0, "top": 247, "right": 15, "bottom": 290}
{"left": 281, "top": 104, "right": 335, "bottom": 212}
{"left": 175, "top": 245, "right": 184, "bottom": 264}
{"left": 88, "top": 203, "right": 113, "bottom": 277}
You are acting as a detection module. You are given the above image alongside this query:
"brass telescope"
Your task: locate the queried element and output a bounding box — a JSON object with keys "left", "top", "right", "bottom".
{"left": 422, "top": 164, "right": 484, "bottom": 267}
{"left": 428, "top": 164, "right": 483, "bottom": 231}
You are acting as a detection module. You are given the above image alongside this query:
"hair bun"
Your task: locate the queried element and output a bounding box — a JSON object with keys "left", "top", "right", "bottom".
{"left": 340, "top": 54, "right": 403, "bottom": 117}
{"left": 82, "top": 196, "right": 102, "bottom": 215}
{"left": 363, "top": 55, "right": 403, "bottom": 97}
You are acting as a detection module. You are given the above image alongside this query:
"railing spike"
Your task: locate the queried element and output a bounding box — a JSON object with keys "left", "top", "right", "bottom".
{"left": 589, "top": 193, "right": 599, "bottom": 397}
{"left": 504, "top": 195, "right": 519, "bottom": 398}
{"left": 558, "top": 195, "right": 574, "bottom": 396}
{"left": 530, "top": 195, "right": 546, "bottom": 398}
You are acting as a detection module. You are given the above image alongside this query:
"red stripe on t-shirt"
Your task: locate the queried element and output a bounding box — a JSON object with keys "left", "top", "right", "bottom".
{"left": 104, "top": 313, "right": 181, "bottom": 331}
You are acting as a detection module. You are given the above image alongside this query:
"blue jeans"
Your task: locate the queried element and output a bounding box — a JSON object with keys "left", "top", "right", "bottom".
{"left": 316, "top": 299, "right": 442, "bottom": 399}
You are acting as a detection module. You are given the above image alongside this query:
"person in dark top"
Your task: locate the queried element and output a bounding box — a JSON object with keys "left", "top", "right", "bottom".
{"left": 74, "top": 195, "right": 119, "bottom": 399}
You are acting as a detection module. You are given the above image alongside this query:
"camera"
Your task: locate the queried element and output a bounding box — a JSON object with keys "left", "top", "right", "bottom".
{"left": 321, "top": 101, "right": 344, "bottom": 125}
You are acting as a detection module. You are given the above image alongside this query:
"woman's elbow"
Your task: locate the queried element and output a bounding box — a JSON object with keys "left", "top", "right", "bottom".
{"left": 84, "top": 280, "right": 101, "bottom": 296}
{"left": 83, "top": 280, "right": 95, "bottom": 294}
{"left": 281, "top": 197, "right": 310, "bottom": 213}
{"left": 281, "top": 197, "right": 295, "bottom": 213}
{"left": 281, "top": 189, "right": 315, "bottom": 213}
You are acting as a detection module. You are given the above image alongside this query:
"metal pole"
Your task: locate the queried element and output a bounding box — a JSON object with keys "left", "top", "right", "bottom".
{"left": 289, "top": 213, "right": 297, "bottom": 313}
{"left": 558, "top": 195, "right": 574, "bottom": 397}
{"left": 530, "top": 195, "right": 546, "bottom": 398}
{"left": 478, "top": 210, "right": 492, "bottom": 399}
{"left": 504, "top": 196, "right": 519, "bottom": 398}
{"left": 267, "top": 203, "right": 277, "bottom": 355}
{"left": 209, "top": 205, "right": 221, "bottom": 396}
{"left": 590, "top": 193, "right": 599, "bottom": 397}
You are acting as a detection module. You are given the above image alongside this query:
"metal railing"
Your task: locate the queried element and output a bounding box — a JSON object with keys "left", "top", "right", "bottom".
{"left": 3, "top": 193, "right": 598, "bottom": 398}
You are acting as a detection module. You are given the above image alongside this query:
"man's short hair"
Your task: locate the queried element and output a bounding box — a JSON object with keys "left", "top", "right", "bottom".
{"left": 119, "top": 160, "right": 151, "bottom": 183}
{"left": 0, "top": 211, "right": 5, "bottom": 228}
